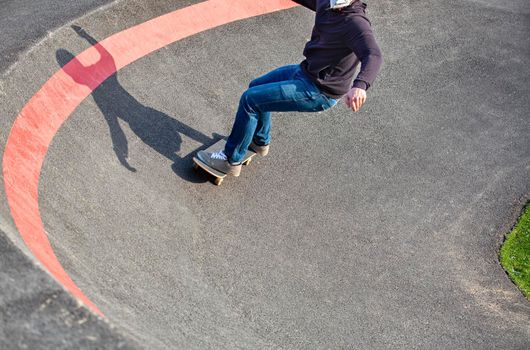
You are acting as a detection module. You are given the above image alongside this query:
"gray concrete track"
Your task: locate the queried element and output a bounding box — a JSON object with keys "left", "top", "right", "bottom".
{"left": 0, "top": 0, "right": 529, "bottom": 349}
{"left": 0, "top": 230, "right": 135, "bottom": 349}
{"left": 0, "top": 0, "right": 115, "bottom": 74}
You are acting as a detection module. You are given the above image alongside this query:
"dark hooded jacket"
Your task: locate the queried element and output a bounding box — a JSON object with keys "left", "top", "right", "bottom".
{"left": 293, "top": 0, "right": 383, "bottom": 98}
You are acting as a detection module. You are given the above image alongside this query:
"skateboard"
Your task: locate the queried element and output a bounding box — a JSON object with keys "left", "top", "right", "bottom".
{"left": 192, "top": 138, "right": 256, "bottom": 186}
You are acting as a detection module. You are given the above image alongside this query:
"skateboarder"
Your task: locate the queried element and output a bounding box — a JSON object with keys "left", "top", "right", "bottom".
{"left": 197, "top": 0, "right": 383, "bottom": 177}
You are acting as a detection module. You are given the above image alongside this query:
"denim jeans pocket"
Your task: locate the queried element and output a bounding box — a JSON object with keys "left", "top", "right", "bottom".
{"left": 304, "top": 89, "right": 320, "bottom": 100}
{"left": 298, "top": 75, "right": 336, "bottom": 107}
{"left": 324, "top": 95, "right": 338, "bottom": 108}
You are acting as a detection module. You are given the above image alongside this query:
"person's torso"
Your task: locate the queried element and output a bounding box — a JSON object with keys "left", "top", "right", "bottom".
{"left": 301, "top": 0, "right": 370, "bottom": 98}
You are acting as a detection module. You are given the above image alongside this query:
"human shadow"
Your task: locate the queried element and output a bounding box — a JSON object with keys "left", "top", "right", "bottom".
{"left": 56, "top": 25, "right": 220, "bottom": 182}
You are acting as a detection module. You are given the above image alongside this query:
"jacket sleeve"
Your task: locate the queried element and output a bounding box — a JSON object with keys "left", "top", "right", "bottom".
{"left": 345, "top": 16, "right": 383, "bottom": 90}
{"left": 292, "top": 0, "right": 317, "bottom": 11}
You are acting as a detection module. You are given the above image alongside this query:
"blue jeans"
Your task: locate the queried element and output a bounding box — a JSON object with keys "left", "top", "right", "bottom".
{"left": 224, "top": 64, "right": 338, "bottom": 163}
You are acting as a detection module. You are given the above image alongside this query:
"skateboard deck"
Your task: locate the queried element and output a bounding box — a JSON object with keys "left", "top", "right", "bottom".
{"left": 192, "top": 138, "right": 256, "bottom": 186}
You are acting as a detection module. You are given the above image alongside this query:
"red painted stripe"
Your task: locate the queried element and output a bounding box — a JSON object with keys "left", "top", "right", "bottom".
{"left": 2, "top": 0, "right": 297, "bottom": 316}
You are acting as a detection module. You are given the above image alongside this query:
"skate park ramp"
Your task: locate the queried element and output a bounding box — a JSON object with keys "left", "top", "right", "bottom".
{"left": 1, "top": 0, "right": 529, "bottom": 348}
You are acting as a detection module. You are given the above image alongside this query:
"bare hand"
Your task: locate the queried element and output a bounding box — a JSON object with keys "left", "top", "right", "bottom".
{"left": 345, "top": 87, "right": 367, "bottom": 112}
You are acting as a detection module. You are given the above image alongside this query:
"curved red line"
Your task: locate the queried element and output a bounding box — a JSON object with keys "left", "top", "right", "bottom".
{"left": 2, "top": 0, "right": 297, "bottom": 316}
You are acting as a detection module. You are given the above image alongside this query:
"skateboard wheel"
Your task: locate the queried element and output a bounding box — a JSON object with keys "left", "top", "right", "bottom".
{"left": 193, "top": 163, "right": 199, "bottom": 171}
{"left": 214, "top": 178, "right": 223, "bottom": 186}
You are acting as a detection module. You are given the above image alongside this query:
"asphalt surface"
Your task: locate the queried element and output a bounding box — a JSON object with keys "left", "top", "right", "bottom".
{"left": 0, "top": 229, "right": 135, "bottom": 349}
{"left": 1, "top": 0, "right": 529, "bottom": 349}
{"left": 0, "top": 0, "right": 114, "bottom": 74}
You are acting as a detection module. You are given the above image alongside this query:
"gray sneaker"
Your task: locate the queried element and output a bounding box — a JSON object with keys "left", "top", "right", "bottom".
{"left": 197, "top": 149, "right": 241, "bottom": 177}
{"left": 250, "top": 141, "right": 270, "bottom": 156}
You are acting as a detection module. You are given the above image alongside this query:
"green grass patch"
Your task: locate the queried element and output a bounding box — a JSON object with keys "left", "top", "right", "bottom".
{"left": 499, "top": 203, "right": 530, "bottom": 299}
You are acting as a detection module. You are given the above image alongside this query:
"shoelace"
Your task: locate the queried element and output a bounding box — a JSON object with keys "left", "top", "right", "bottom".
{"left": 210, "top": 150, "right": 227, "bottom": 160}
